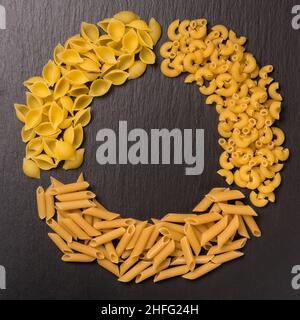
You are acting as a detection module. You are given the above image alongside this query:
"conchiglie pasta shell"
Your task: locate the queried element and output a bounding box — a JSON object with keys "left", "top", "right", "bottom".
{"left": 53, "top": 43, "right": 65, "bottom": 65}
{"left": 107, "top": 41, "right": 125, "bottom": 56}
{"left": 97, "top": 18, "right": 111, "bottom": 33}
{"left": 21, "top": 127, "right": 36, "bottom": 143}
{"left": 59, "top": 118, "right": 73, "bottom": 129}
{"left": 100, "top": 64, "right": 115, "bottom": 77}
{"left": 107, "top": 19, "right": 126, "bottom": 42}
{"left": 126, "top": 19, "right": 151, "bottom": 31}
{"left": 82, "top": 72, "right": 101, "bottom": 82}
{"left": 113, "top": 11, "right": 140, "bottom": 24}
{"left": 54, "top": 77, "right": 70, "bottom": 99}
{"left": 104, "top": 70, "right": 129, "bottom": 85}
{"left": 117, "top": 54, "right": 135, "bottom": 70}
{"left": 122, "top": 29, "right": 139, "bottom": 53}
{"left": 25, "top": 108, "right": 43, "bottom": 130}
{"left": 65, "top": 70, "right": 89, "bottom": 85}
{"left": 81, "top": 22, "right": 100, "bottom": 42}
{"left": 73, "top": 108, "right": 91, "bottom": 127}
{"left": 82, "top": 51, "right": 99, "bottom": 63}
{"left": 89, "top": 79, "right": 112, "bottom": 97}
{"left": 128, "top": 61, "right": 147, "bottom": 80}
{"left": 148, "top": 17, "right": 162, "bottom": 45}
{"left": 68, "top": 84, "right": 89, "bottom": 97}
{"left": 26, "top": 137, "right": 43, "bottom": 158}
{"left": 137, "top": 30, "right": 153, "bottom": 49}
{"left": 63, "top": 126, "right": 75, "bottom": 145}
{"left": 23, "top": 158, "right": 40, "bottom": 179}
{"left": 43, "top": 94, "right": 54, "bottom": 104}
{"left": 55, "top": 140, "right": 76, "bottom": 161}
{"left": 26, "top": 92, "right": 43, "bottom": 109}
{"left": 42, "top": 60, "right": 61, "bottom": 86}
{"left": 73, "top": 124, "right": 84, "bottom": 149}
{"left": 49, "top": 102, "right": 64, "bottom": 129}
{"left": 33, "top": 154, "right": 57, "bottom": 170}
{"left": 63, "top": 148, "right": 85, "bottom": 170}
{"left": 59, "top": 96, "right": 74, "bottom": 114}
{"left": 14, "top": 104, "right": 29, "bottom": 123}
{"left": 139, "top": 47, "right": 156, "bottom": 64}
{"left": 79, "top": 58, "right": 101, "bottom": 72}
{"left": 69, "top": 38, "right": 92, "bottom": 53}
{"left": 42, "top": 103, "right": 52, "bottom": 115}
{"left": 43, "top": 138, "right": 57, "bottom": 158}
{"left": 23, "top": 76, "right": 46, "bottom": 88}
{"left": 94, "top": 46, "right": 117, "bottom": 64}
{"left": 29, "top": 81, "right": 51, "bottom": 98}
{"left": 58, "top": 49, "right": 84, "bottom": 65}
{"left": 73, "top": 94, "right": 93, "bottom": 110}
{"left": 34, "top": 122, "right": 61, "bottom": 137}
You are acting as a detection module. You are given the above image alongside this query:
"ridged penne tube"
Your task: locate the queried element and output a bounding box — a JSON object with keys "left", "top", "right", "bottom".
{"left": 193, "top": 196, "right": 213, "bottom": 212}
{"left": 45, "top": 188, "right": 55, "bottom": 220}
{"left": 180, "top": 236, "right": 196, "bottom": 271}
{"left": 135, "top": 259, "right": 170, "bottom": 283}
{"left": 118, "top": 261, "right": 152, "bottom": 283}
{"left": 68, "top": 241, "right": 104, "bottom": 259}
{"left": 182, "top": 262, "right": 221, "bottom": 280}
{"left": 153, "top": 240, "right": 175, "bottom": 269}
{"left": 119, "top": 257, "right": 139, "bottom": 276}
{"left": 201, "top": 216, "right": 229, "bottom": 246}
{"left": 55, "top": 191, "right": 95, "bottom": 202}
{"left": 170, "top": 255, "right": 214, "bottom": 266}
{"left": 94, "top": 218, "right": 135, "bottom": 230}
{"left": 154, "top": 265, "right": 190, "bottom": 283}
{"left": 36, "top": 186, "right": 47, "bottom": 220}
{"left": 218, "top": 203, "right": 257, "bottom": 216}
{"left": 161, "top": 213, "right": 197, "bottom": 223}
{"left": 115, "top": 225, "right": 136, "bottom": 257}
{"left": 184, "top": 224, "right": 201, "bottom": 255}
{"left": 152, "top": 219, "right": 184, "bottom": 234}
{"left": 48, "top": 233, "right": 73, "bottom": 254}
{"left": 55, "top": 200, "right": 96, "bottom": 211}
{"left": 184, "top": 212, "right": 223, "bottom": 225}
{"left": 243, "top": 216, "right": 261, "bottom": 237}
{"left": 145, "top": 224, "right": 162, "bottom": 249}
{"left": 90, "top": 227, "right": 126, "bottom": 247}
{"left": 83, "top": 207, "right": 120, "bottom": 221}
{"left": 159, "top": 226, "right": 184, "bottom": 242}
{"left": 47, "top": 218, "right": 72, "bottom": 243}
{"left": 206, "top": 189, "right": 245, "bottom": 202}
{"left": 237, "top": 216, "right": 250, "bottom": 239}
{"left": 146, "top": 236, "right": 171, "bottom": 260}
{"left": 68, "top": 213, "right": 101, "bottom": 237}
{"left": 211, "top": 251, "right": 244, "bottom": 264}
{"left": 103, "top": 242, "right": 118, "bottom": 263}
{"left": 217, "top": 215, "right": 239, "bottom": 248}
{"left": 97, "top": 259, "right": 120, "bottom": 277}
{"left": 62, "top": 253, "right": 95, "bottom": 263}
{"left": 49, "top": 181, "right": 89, "bottom": 195}
{"left": 207, "top": 238, "right": 247, "bottom": 255}
{"left": 126, "top": 221, "right": 148, "bottom": 250}
{"left": 60, "top": 218, "right": 91, "bottom": 240}
{"left": 130, "top": 225, "right": 155, "bottom": 258}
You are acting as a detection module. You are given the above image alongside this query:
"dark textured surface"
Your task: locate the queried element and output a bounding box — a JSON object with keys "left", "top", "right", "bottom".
{"left": 0, "top": 0, "right": 299, "bottom": 300}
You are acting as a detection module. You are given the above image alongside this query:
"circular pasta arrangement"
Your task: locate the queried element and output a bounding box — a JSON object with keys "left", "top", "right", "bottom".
{"left": 14, "top": 11, "right": 289, "bottom": 283}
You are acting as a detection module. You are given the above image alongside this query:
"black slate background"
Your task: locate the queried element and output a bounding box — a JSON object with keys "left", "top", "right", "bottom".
{"left": 0, "top": 0, "right": 299, "bottom": 300}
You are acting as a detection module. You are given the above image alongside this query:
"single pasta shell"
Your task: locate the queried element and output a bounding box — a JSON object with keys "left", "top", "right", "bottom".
{"left": 89, "top": 79, "right": 112, "bottom": 97}
{"left": 82, "top": 51, "right": 99, "bottom": 63}
{"left": 100, "top": 64, "right": 115, "bottom": 77}
{"left": 148, "top": 17, "right": 162, "bottom": 45}
{"left": 26, "top": 92, "right": 43, "bottom": 109}
{"left": 104, "top": 70, "right": 129, "bottom": 85}
{"left": 55, "top": 140, "right": 76, "bottom": 161}
{"left": 97, "top": 18, "right": 111, "bottom": 33}
{"left": 94, "top": 46, "right": 117, "bottom": 64}
{"left": 42, "top": 102, "right": 52, "bottom": 115}
{"left": 33, "top": 154, "right": 56, "bottom": 170}
{"left": 65, "top": 70, "right": 89, "bottom": 85}
{"left": 23, "top": 76, "right": 46, "bottom": 88}
{"left": 139, "top": 47, "right": 156, "bottom": 64}
{"left": 59, "top": 118, "right": 73, "bottom": 129}
{"left": 137, "top": 29, "right": 153, "bottom": 49}
{"left": 122, "top": 29, "right": 139, "bottom": 53}
{"left": 49, "top": 102, "right": 64, "bottom": 129}
{"left": 63, "top": 126, "right": 75, "bottom": 145}
{"left": 53, "top": 43, "right": 65, "bottom": 65}
{"left": 117, "top": 54, "right": 135, "bottom": 70}
{"left": 29, "top": 82, "right": 51, "bottom": 98}
{"left": 128, "top": 61, "right": 147, "bottom": 80}
{"left": 26, "top": 137, "right": 43, "bottom": 159}
{"left": 21, "top": 127, "right": 36, "bottom": 143}
{"left": 64, "top": 34, "right": 81, "bottom": 48}
{"left": 73, "top": 94, "right": 93, "bottom": 111}
{"left": 42, "top": 60, "right": 61, "bottom": 86}
{"left": 113, "top": 11, "right": 140, "bottom": 24}
{"left": 43, "top": 138, "right": 57, "bottom": 158}
{"left": 107, "top": 18, "right": 126, "bottom": 42}
{"left": 63, "top": 148, "right": 85, "bottom": 170}
{"left": 68, "top": 84, "right": 89, "bottom": 97}
{"left": 25, "top": 108, "right": 43, "bottom": 130}
{"left": 73, "top": 124, "right": 84, "bottom": 149}
{"left": 98, "top": 34, "right": 112, "bottom": 46}
{"left": 54, "top": 77, "right": 70, "bottom": 99}
{"left": 126, "top": 19, "right": 151, "bottom": 31}
{"left": 14, "top": 104, "right": 29, "bottom": 123}
{"left": 23, "top": 158, "right": 40, "bottom": 179}
{"left": 58, "top": 49, "right": 84, "bottom": 65}
{"left": 81, "top": 22, "right": 100, "bottom": 42}
{"left": 59, "top": 96, "right": 74, "bottom": 114}
{"left": 79, "top": 58, "right": 101, "bottom": 72}
{"left": 107, "top": 41, "right": 125, "bottom": 56}
{"left": 73, "top": 107, "right": 91, "bottom": 127}
{"left": 34, "top": 122, "right": 61, "bottom": 137}
{"left": 69, "top": 38, "right": 92, "bottom": 53}
{"left": 82, "top": 72, "right": 100, "bottom": 82}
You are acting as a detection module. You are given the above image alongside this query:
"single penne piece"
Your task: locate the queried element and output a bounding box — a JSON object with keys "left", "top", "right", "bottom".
{"left": 153, "top": 240, "right": 175, "bottom": 269}
{"left": 193, "top": 188, "right": 226, "bottom": 212}
{"left": 94, "top": 218, "right": 135, "bottom": 230}
{"left": 159, "top": 226, "right": 184, "bottom": 242}
{"left": 201, "top": 216, "right": 229, "bottom": 246}
{"left": 119, "top": 256, "right": 139, "bottom": 276}
{"left": 130, "top": 225, "right": 155, "bottom": 258}
{"left": 121, "top": 249, "right": 132, "bottom": 260}
{"left": 36, "top": 186, "right": 47, "bottom": 219}
{"left": 217, "top": 215, "right": 239, "bottom": 248}
{"left": 62, "top": 253, "right": 95, "bottom": 263}
{"left": 116, "top": 225, "right": 136, "bottom": 257}
{"left": 45, "top": 188, "right": 55, "bottom": 220}
{"left": 118, "top": 261, "right": 152, "bottom": 283}
{"left": 209, "top": 203, "right": 222, "bottom": 213}
{"left": 97, "top": 245, "right": 110, "bottom": 260}
{"left": 55, "top": 199, "right": 96, "bottom": 211}
{"left": 126, "top": 221, "right": 148, "bottom": 250}
{"left": 154, "top": 265, "right": 190, "bottom": 282}
{"left": 243, "top": 216, "right": 261, "bottom": 237}
{"left": 92, "top": 216, "right": 101, "bottom": 228}
{"left": 180, "top": 236, "right": 196, "bottom": 271}
{"left": 170, "top": 249, "right": 183, "bottom": 257}
{"left": 47, "top": 218, "right": 73, "bottom": 243}
{"left": 211, "top": 250, "right": 244, "bottom": 264}
{"left": 184, "top": 224, "right": 201, "bottom": 255}
{"left": 207, "top": 238, "right": 248, "bottom": 255}
{"left": 83, "top": 207, "right": 120, "bottom": 221}
{"left": 97, "top": 258, "right": 120, "bottom": 277}
{"left": 90, "top": 227, "right": 126, "bottom": 247}
{"left": 48, "top": 233, "right": 73, "bottom": 254}
{"left": 60, "top": 218, "right": 91, "bottom": 240}
{"left": 135, "top": 259, "right": 171, "bottom": 283}
{"left": 152, "top": 219, "right": 184, "bottom": 234}
{"left": 182, "top": 262, "right": 221, "bottom": 280}
{"left": 49, "top": 181, "right": 90, "bottom": 195}
{"left": 68, "top": 241, "right": 104, "bottom": 259}
{"left": 55, "top": 191, "right": 96, "bottom": 202}
{"left": 104, "top": 242, "right": 119, "bottom": 263}
{"left": 145, "top": 223, "right": 162, "bottom": 249}
{"left": 185, "top": 212, "right": 223, "bottom": 225}
{"left": 237, "top": 215, "right": 250, "bottom": 239}
{"left": 68, "top": 213, "right": 101, "bottom": 237}
{"left": 146, "top": 235, "right": 171, "bottom": 259}
{"left": 50, "top": 176, "right": 64, "bottom": 187}
{"left": 161, "top": 213, "right": 197, "bottom": 223}
{"left": 56, "top": 209, "right": 69, "bottom": 219}
{"left": 206, "top": 189, "right": 245, "bottom": 202}
{"left": 58, "top": 219, "right": 78, "bottom": 240}
{"left": 170, "top": 255, "right": 214, "bottom": 266}
{"left": 218, "top": 203, "right": 257, "bottom": 216}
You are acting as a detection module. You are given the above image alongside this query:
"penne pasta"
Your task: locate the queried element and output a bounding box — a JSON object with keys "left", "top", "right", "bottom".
{"left": 50, "top": 181, "right": 89, "bottom": 195}
{"left": 211, "top": 251, "right": 244, "bottom": 264}
{"left": 146, "top": 235, "right": 171, "bottom": 260}
{"left": 135, "top": 258, "right": 170, "bottom": 283}
{"left": 62, "top": 253, "right": 95, "bottom": 263}
{"left": 153, "top": 240, "right": 175, "bottom": 269}
{"left": 48, "top": 233, "right": 73, "bottom": 254}
{"left": 68, "top": 241, "right": 104, "bottom": 259}
{"left": 97, "top": 259, "right": 120, "bottom": 277}
{"left": 161, "top": 213, "right": 197, "bottom": 223}
{"left": 208, "top": 238, "right": 248, "bottom": 255}
{"left": 119, "top": 256, "right": 139, "bottom": 277}
{"left": 184, "top": 224, "right": 201, "bottom": 255}
{"left": 116, "top": 225, "right": 136, "bottom": 257}
{"left": 68, "top": 213, "right": 101, "bottom": 237}
{"left": 55, "top": 199, "right": 96, "bottom": 211}
{"left": 201, "top": 216, "right": 229, "bottom": 246}
{"left": 130, "top": 225, "right": 155, "bottom": 258}
{"left": 217, "top": 215, "right": 239, "bottom": 248}
{"left": 45, "top": 188, "right": 55, "bottom": 220}
{"left": 60, "top": 218, "right": 91, "bottom": 240}
{"left": 217, "top": 203, "right": 257, "bottom": 216}
{"left": 243, "top": 216, "right": 261, "bottom": 237}
{"left": 94, "top": 218, "right": 135, "bottom": 230}
{"left": 126, "top": 221, "right": 148, "bottom": 250}
{"left": 83, "top": 207, "right": 120, "bottom": 221}
{"left": 47, "top": 218, "right": 73, "bottom": 243}
{"left": 55, "top": 191, "right": 96, "bottom": 202}
{"left": 182, "top": 262, "right": 221, "bottom": 280}
{"left": 170, "top": 255, "right": 214, "bottom": 266}
{"left": 118, "top": 261, "right": 152, "bottom": 282}
{"left": 180, "top": 236, "right": 196, "bottom": 271}
{"left": 36, "top": 186, "right": 47, "bottom": 220}
{"left": 154, "top": 265, "right": 190, "bottom": 282}
{"left": 185, "top": 212, "right": 223, "bottom": 225}
{"left": 104, "top": 242, "right": 119, "bottom": 263}
{"left": 90, "top": 227, "right": 126, "bottom": 247}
